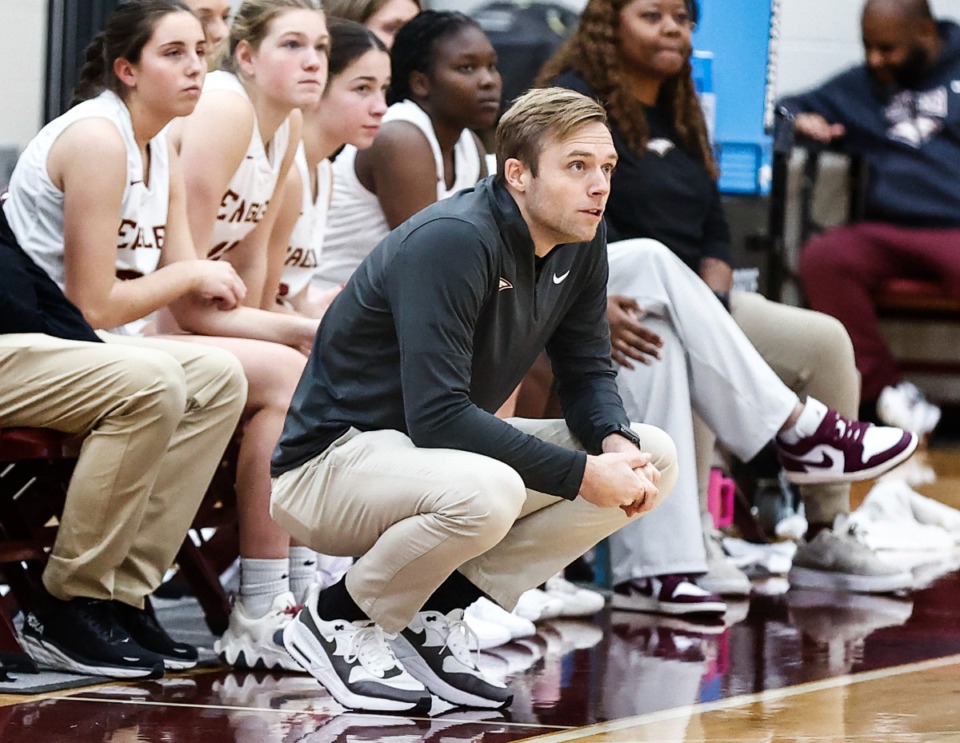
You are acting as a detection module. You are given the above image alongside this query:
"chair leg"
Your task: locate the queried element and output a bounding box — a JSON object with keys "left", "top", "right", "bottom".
{"left": 176, "top": 536, "right": 231, "bottom": 636}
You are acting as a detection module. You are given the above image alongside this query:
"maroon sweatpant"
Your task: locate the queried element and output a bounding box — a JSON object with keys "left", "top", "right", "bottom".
{"left": 799, "top": 222, "right": 960, "bottom": 401}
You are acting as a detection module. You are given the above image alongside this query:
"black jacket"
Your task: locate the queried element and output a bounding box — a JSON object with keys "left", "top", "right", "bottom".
{"left": 272, "top": 177, "right": 630, "bottom": 498}
{"left": 0, "top": 203, "right": 100, "bottom": 342}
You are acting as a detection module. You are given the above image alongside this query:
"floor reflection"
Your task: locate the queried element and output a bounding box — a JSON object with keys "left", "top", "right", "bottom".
{"left": 5, "top": 442, "right": 960, "bottom": 742}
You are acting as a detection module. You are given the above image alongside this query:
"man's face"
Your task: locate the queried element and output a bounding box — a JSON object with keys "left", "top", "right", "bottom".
{"left": 862, "top": 11, "right": 934, "bottom": 89}
{"left": 515, "top": 122, "right": 618, "bottom": 247}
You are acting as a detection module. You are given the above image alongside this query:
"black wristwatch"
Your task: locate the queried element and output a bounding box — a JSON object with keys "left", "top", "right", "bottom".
{"left": 614, "top": 423, "right": 642, "bottom": 450}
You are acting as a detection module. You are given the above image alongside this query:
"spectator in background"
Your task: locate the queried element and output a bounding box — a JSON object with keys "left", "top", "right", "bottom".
{"left": 541, "top": 0, "right": 919, "bottom": 610}
{"left": 784, "top": 0, "right": 960, "bottom": 437}
{"left": 325, "top": 0, "right": 421, "bottom": 49}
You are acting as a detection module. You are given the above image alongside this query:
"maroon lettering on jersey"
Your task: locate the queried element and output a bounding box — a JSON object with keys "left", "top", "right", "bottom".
{"left": 278, "top": 282, "right": 290, "bottom": 297}
{"left": 153, "top": 226, "right": 166, "bottom": 250}
{"left": 208, "top": 240, "right": 240, "bottom": 260}
{"left": 217, "top": 189, "right": 242, "bottom": 222}
{"left": 117, "top": 218, "right": 161, "bottom": 251}
{"left": 117, "top": 218, "right": 137, "bottom": 249}
{"left": 243, "top": 203, "right": 263, "bottom": 223}
{"left": 285, "top": 247, "right": 318, "bottom": 269}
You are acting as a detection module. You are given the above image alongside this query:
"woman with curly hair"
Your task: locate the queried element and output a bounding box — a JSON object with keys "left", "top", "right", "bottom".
{"left": 541, "top": 0, "right": 913, "bottom": 614}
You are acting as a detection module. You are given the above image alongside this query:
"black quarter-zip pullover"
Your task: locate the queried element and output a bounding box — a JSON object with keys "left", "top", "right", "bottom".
{"left": 272, "top": 177, "right": 631, "bottom": 498}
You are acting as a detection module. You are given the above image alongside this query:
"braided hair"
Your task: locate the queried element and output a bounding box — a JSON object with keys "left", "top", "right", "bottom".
{"left": 537, "top": 0, "right": 717, "bottom": 180}
{"left": 387, "top": 10, "right": 482, "bottom": 105}
{"left": 71, "top": 0, "right": 195, "bottom": 107}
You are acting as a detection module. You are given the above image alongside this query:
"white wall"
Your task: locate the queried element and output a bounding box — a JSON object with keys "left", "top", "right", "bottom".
{"left": 0, "top": 1, "right": 47, "bottom": 152}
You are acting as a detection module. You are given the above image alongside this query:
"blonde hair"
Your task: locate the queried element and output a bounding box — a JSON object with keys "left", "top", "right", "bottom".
{"left": 221, "top": 0, "right": 323, "bottom": 73}
{"left": 496, "top": 87, "right": 608, "bottom": 180}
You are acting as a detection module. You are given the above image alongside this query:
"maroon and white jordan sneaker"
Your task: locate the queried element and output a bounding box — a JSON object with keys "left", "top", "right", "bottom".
{"left": 777, "top": 405, "right": 917, "bottom": 485}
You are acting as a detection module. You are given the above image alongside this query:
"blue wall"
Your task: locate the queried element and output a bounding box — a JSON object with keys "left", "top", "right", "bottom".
{"left": 693, "top": 0, "right": 777, "bottom": 194}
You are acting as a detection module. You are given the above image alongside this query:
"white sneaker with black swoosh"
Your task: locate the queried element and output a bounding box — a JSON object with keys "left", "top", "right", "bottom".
{"left": 282, "top": 591, "right": 430, "bottom": 713}
{"left": 391, "top": 609, "right": 513, "bottom": 709}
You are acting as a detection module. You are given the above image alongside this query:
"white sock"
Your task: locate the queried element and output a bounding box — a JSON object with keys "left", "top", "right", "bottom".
{"left": 239, "top": 558, "right": 290, "bottom": 619}
{"left": 288, "top": 546, "right": 318, "bottom": 604}
{"left": 778, "top": 397, "right": 829, "bottom": 445}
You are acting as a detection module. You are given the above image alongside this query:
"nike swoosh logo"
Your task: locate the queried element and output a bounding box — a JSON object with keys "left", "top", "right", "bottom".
{"left": 553, "top": 270, "right": 571, "bottom": 285}
{"left": 499, "top": 277, "right": 513, "bottom": 292}
{"left": 782, "top": 450, "right": 835, "bottom": 469}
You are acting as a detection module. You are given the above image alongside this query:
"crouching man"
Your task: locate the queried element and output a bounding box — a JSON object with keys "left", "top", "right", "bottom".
{"left": 270, "top": 88, "right": 678, "bottom": 713}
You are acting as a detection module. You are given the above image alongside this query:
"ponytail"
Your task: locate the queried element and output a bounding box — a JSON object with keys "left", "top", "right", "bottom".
{"left": 69, "top": 32, "right": 110, "bottom": 107}
{"left": 68, "top": 0, "right": 195, "bottom": 106}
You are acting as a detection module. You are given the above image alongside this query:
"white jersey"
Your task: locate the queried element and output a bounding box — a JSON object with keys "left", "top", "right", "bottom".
{"left": 4, "top": 90, "right": 170, "bottom": 335}
{"left": 204, "top": 71, "right": 293, "bottom": 260}
{"left": 280, "top": 146, "right": 331, "bottom": 301}
{"left": 316, "top": 99, "right": 482, "bottom": 290}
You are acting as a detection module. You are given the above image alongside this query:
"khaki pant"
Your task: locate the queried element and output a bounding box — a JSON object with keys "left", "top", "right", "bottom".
{"left": 0, "top": 332, "right": 246, "bottom": 607}
{"left": 271, "top": 418, "right": 677, "bottom": 633}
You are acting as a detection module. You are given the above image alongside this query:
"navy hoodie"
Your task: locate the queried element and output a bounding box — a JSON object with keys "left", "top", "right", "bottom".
{"left": 782, "top": 21, "right": 960, "bottom": 228}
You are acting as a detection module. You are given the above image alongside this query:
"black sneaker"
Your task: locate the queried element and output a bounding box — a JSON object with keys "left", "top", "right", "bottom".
{"left": 21, "top": 597, "right": 165, "bottom": 679}
{"left": 282, "top": 589, "right": 431, "bottom": 713}
{"left": 113, "top": 601, "right": 198, "bottom": 671}
{"left": 391, "top": 609, "right": 513, "bottom": 709}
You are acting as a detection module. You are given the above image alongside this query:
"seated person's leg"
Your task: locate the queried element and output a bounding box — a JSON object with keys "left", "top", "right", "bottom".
{"left": 168, "top": 334, "right": 307, "bottom": 672}
{"left": 729, "top": 285, "right": 914, "bottom": 593}
{"left": 102, "top": 333, "right": 246, "bottom": 670}
{"left": 1, "top": 335, "right": 197, "bottom": 678}
{"left": 606, "top": 239, "right": 917, "bottom": 598}
{"left": 799, "top": 224, "right": 901, "bottom": 407}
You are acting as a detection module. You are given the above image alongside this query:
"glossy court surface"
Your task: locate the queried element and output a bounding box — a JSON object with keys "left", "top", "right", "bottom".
{"left": 3, "top": 445, "right": 960, "bottom": 742}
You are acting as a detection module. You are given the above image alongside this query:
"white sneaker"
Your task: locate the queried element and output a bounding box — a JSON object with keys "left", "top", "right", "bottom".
{"left": 460, "top": 607, "right": 513, "bottom": 650}
{"left": 788, "top": 516, "right": 916, "bottom": 593}
{"left": 698, "top": 514, "right": 752, "bottom": 597}
{"left": 282, "top": 591, "right": 430, "bottom": 713}
{"left": 512, "top": 589, "right": 564, "bottom": 622}
{"left": 215, "top": 592, "right": 304, "bottom": 672}
{"left": 877, "top": 381, "right": 941, "bottom": 436}
{"left": 866, "top": 479, "right": 960, "bottom": 540}
{"left": 466, "top": 597, "right": 535, "bottom": 640}
{"left": 849, "top": 484, "right": 956, "bottom": 552}
{"left": 391, "top": 609, "right": 513, "bottom": 709}
{"left": 543, "top": 574, "right": 606, "bottom": 616}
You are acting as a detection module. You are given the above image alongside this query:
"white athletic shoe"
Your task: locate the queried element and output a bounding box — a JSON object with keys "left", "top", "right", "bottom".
{"left": 512, "top": 589, "right": 564, "bottom": 622}
{"left": 283, "top": 596, "right": 430, "bottom": 714}
{"left": 465, "top": 597, "right": 536, "bottom": 641}
{"left": 460, "top": 606, "right": 514, "bottom": 650}
{"left": 877, "top": 381, "right": 941, "bottom": 437}
{"left": 392, "top": 609, "right": 513, "bottom": 709}
{"left": 215, "top": 592, "right": 304, "bottom": 672}
{"left": 543, "top": 574, "right": 606, "bottom": 616}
